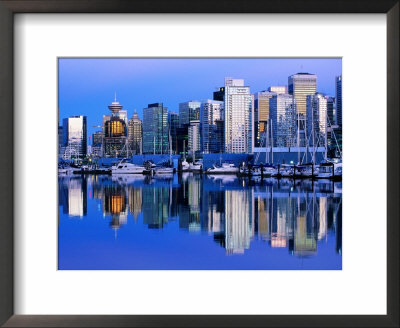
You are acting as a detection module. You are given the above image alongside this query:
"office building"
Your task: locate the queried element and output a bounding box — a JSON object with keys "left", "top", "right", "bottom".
{"left": 254, "top": 90, "right": 276, "bottom": 147}
{"left": 142, "top": 103, "right": 169, "bottom": 154}
{"left": 213, "top": 87, "right": 225, "bottom": 101}
{"left": 335, "top": 75, "right": 342, "bottom": 153}
{"left": 128, "top": 110, "right": 142, "bottom": 155}
{"left": 200, "top": 100, "right": 224, "bottom": 153}
{"left": 224, "top": 77, "right": 254, "bottom": 153}
{"left": 327, "top": 96, "right": 336, "bottom": 126}
{"left": 288, "top": 73, "right": 317, "bottom": 116}
{"left": 91, "top": 131, "right": 103, "bottom": 157}
{"left": 62, "top": 115, "right": 87, "bottom": 159}
{"left": 336, "top": 76, "right": 342, "bottom": 127}
{"left": 179, "top": 100, "right": 201, "bottom": 127}
{"left": 168, "top": 112, "right": 180, "bottom": 154}
{"left": 269, "top": 94, "right": 297, "bottom": 147}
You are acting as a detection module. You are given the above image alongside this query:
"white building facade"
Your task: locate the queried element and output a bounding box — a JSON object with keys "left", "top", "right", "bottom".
{"left": 188, "top": 120, "right": 201, "bottom": 155}
{"left": 224, "top": 78, "right": 253, "bottom": 154}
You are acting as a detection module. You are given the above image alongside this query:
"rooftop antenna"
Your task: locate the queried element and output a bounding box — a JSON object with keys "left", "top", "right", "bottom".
{"left": 114, "top": 92, "right": 117, "bottom": 103}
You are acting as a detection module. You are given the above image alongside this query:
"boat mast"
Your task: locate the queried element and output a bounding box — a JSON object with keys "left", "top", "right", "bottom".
{"left": 324, "top": 116, "right": 328, "bottom": 160}
{"left": 266, "top": 122, "right": 269, "bottom": 164}
{"left": 169, "top": 131, "right": 172, "bottom": 165}
{"left": 312, "top": 99, "right": 316, "bottom": 164}
{"left": 295, "top": 96, "right": 300, "bottom": 164}
{"left": 153, "top": 136, "right": 155, "bottom": 155}
{"left": 270, "top": 118, "right": 274, "bottom": 164}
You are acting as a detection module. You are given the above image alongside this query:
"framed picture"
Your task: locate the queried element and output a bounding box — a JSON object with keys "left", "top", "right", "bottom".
{"left": 0, "top": 0, "right": 398, "bottom": 327}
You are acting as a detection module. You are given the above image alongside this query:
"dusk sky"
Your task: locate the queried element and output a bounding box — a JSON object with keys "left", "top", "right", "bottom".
{"left": 58, "top": 58, "right": 341, "bottom": 139}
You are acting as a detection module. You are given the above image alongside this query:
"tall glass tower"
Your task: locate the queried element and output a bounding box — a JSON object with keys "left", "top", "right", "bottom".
{"left": 288, "top": 73, "right": 317, "bottom": 116}
{"left": 142, "top": 103, "right": 169, "bottom": 154}
{"left": 335, "top": 75, "right": 342, "bottom": 127}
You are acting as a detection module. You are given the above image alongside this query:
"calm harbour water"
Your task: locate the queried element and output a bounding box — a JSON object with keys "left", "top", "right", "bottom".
{"left": 58, "top": 173, "right": 342, "bottom": 270}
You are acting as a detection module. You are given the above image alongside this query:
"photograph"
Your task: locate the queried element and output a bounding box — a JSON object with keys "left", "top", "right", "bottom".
{"left": 58, "top": 58, "right": 342, "bottom": 270}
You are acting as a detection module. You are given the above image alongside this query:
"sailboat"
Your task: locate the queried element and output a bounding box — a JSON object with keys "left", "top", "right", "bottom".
{"left": 181, "top": 140, "right": 190, "bottom": 171}
{"left": 154, "top": 133, "right": 174, "bottom": 175}
{"left": 189, "top": 149, "right": 202, "bottom": 172}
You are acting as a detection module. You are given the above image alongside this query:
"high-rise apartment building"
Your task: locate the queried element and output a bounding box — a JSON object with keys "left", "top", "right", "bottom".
{"left": 200, "top": 99, "right": 224, "bottom": 153}
{"left": 224, "top": 77, "right": 253, "bottom": 153}
{"left": 306, "top": 93, "right": 327, "bottom": 147}
{"left": 143, "top": 103, "right": 168, "bottom": 154}
{"left": 128, "top": 110, "right": 142, "bottom": 155}
{"left": 62, "top": 115, "right": 87, "bottom": 159}
{"left": 188, "top": 120, "right": 201, "bottom": 156}
{"left": 254, "top": 90, "right": 276, "bottom": 146}
{"left": 288, "top": 73, "right": 317, "bottom": 116}
{"left": 269, "top": 94, "right": 297, "bottom": 147}
{"left": 179, "top": 101, "right": 201, "bottom": 127}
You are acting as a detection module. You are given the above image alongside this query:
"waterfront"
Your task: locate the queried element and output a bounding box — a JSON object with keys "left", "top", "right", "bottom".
{"left": 58, "top": 173, "right": 342, "bottom": 270}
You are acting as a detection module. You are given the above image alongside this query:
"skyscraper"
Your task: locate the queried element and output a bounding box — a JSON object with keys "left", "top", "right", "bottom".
{"left": 128, "top": 110, "right": 142, "bottom": 155}
{"left": 335, "top": 76, "right": 342, "bottom": 127}
{"left": 306, "top": 93, "right": 327, "bottom": 147}
{"left": 288, "top": 73, "right": 317, "bottom": 116}
{"left": 62, "top": 115, "right": 87, "bottom": 159}
{"left": 254, "top": 90, "right": 276, "bottom": 147}
{"left": 335, "top": 75, "right": 343, "bottom": 154}
{"left": 224, "top": 77, "right": 253, "bottom": 153}
{"left": 200, "top": 99, "right": 224, "bottom": 153}
{"left": 142, "top": 103, "right": 168, "bottom": 154}
{"left": 91, "top": 130, "right": 103, "bottom": 157}
{"left": 58, "top": 125, "right": 63, "bottom": 155}
{"left": 103, "top": 96, "right": 128, "bottom": 158}
{"left": 188, "top": 120, "right": 201, "bottom": 156}
{"left": 269, "top": 94, "right": 297, "bottom": 147}
{"left": 179, "top": 101, "right": 201, "bottom": 127}
{"left": 168, "top": 112, "right": 179, "bottom": 154}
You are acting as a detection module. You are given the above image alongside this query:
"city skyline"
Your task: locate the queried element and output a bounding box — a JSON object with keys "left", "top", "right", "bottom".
{"left": 59, "top": 58, "right": 341, "bottom": 139}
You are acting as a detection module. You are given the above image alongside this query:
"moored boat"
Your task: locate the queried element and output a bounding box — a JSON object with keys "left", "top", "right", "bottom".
{"left": 206, "top": 162, "right": 238, "bottom": 174}
{"left": 111, "top": 159, "right": 145, "bottom": 174}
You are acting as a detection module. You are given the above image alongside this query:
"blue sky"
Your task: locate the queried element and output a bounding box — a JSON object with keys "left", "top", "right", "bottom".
{"left": 58, "top": 58, "right": 341, "bottom": 139}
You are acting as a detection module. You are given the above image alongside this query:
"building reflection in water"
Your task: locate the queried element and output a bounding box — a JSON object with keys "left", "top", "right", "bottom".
{"left": 59, "top": 176, "right": 87, "bottom": 217}
{"left": 59, "top": 175, "right": 342, "bottom": 256}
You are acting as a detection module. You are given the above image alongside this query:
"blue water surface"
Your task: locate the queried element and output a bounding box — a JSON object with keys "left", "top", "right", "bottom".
{"left": 58, "top": 174, "right": 342, "bottom": 270}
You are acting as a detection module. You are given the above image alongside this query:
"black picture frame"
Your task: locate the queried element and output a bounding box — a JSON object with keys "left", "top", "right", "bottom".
{"left": 0, "top": 0, "right": 398, "bottom": 327}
